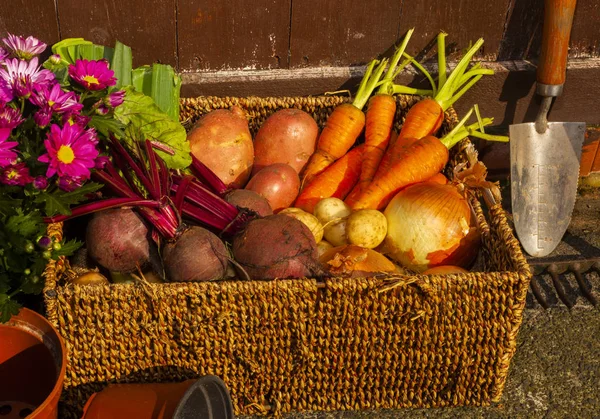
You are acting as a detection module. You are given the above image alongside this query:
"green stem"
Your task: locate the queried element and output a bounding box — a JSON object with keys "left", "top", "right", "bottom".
{"left": 392, "top": 85, "right": 433, "bottom": 96}
{"left": 435, "top": 38, "right": 485, "bottom": 110}
{"left": 474, "top": 104, "right": 485, "bottom": 134}
{"left": 8, "top": 288, "right": 21, "bottom": 298}
{"left": 440, "top": 107, "right": 475, "bottom": 149}
{"left": 447, "top": 74, "right": 483, "bottom": 108}
{"left": 466, "top": 130, "right": 509, "bottom": 142}
{"left": 437, "top": 32, "right": 447, "bottom": 89}
{"left": 402, "top": 52, "right": 437, "bottom": 96}
{"left": 377, "top": 28, "right": 414, "bottom": 95}
{"left": 353, "top": 58, "right": 388, "bottom": 110}
{"left": 457, "top": 68, "right": 494, "bottom": 86}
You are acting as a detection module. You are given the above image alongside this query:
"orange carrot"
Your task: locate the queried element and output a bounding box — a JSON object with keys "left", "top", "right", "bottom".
{"left": 295, "top": 145, "right": 364, "bottom": 214}
{"left": 345, "top": 30, "right": 419, "bottom": 207}
{"left": 352, "top": 108, "right": 508, "bottom": 210}
{"left": 344, "top": 94, "right": 396, "bottom": 206}
{"left": 426, "top": 172, "right": 448, "bottom": 185}
{"left": 301, "top": 59, "right": 388, "bottom": 188}
{"left": 391, "top": 35, "right": 493, "bottom": 147}
{"left": 353, "top": 135, "right": 450, "bottom": 210}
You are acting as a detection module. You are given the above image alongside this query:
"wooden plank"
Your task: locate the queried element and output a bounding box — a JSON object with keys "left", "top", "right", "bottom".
{"left": 56, "top": 0, "right": 177, "bottom": 68}
{"left": 177, "top": 0, "right": 291, "bottom": 71}
{"left": 0, "top": 0, "right": 59, "bottom": 47}
{"left": 289, "top": 0, "right": 402, "bottom": 68}
{"left": 570, "top": 0, "right": 600, "bottom": 57}
{"left": 497, "top": 0, "right": 544, "bottom": 60}
{"left": 398, "top": 0, "right": 510, "bottom": 61}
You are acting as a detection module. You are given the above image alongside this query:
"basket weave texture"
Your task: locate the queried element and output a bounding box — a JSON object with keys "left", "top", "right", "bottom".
{"left": 43, "top": 95, "right": 531, "bottom": 417}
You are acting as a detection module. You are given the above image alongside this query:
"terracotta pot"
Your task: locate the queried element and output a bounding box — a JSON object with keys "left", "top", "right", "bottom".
{"left": 0, "top": 308, "right": 66, "bottom": 419}
{"left": 82, "top": 375, "right": 234, "bottom": 419}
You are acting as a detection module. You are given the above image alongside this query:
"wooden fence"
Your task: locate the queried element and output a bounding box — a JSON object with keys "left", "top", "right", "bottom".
{"left": 2, "top": 0, "right": 598, "bottom": 71}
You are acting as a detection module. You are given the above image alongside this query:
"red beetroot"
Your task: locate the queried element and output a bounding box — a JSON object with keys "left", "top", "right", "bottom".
{"left": 225, "top": 189, "right": 273, "bottom": 217}
{"left": 232, "top": 214, "right": 323, "bottom": 280}
{"left": 86, "top": 208, "right": 151, "bottom": 273}
{"left": 163, "top": 226, "right": 230, "bottom": 282}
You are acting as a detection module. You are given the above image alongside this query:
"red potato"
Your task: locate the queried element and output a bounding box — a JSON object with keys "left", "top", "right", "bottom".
{"left": 245, "top": 163, "right": 300, "bottom": 212}
{"left": 187, "top": 106, "right": 254, "bottom": 189}
{"left": 252, "top": 109, "right": 319, "bottom": 175}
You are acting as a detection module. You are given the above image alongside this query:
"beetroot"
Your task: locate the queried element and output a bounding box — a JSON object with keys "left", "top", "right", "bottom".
{"left": 225, "top": 189, "right": 273, "bottom": 217}
{"left": 163, "top": 226, "right": 230, "bottom": 282}
{"left": 86, "top": 208, "right": 151, "bottom": 273}
{"left": 232, "top": 214, "right": 323, "bottom": 280}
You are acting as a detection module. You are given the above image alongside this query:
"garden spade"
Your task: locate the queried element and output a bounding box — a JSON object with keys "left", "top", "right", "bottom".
{"left": 509, "top": 0, "right": 585, "bottom": 257}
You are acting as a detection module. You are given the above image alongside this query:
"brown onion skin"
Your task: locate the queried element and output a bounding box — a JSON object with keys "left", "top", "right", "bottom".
{"left": 383, "top": 182, "right": 480, "bottom": 272}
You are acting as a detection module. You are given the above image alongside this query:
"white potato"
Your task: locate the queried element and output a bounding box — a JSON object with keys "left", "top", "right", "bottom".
{"left": 313, "top": 198, "right": 352, "bottom": 225}
{"left": 279, "top": 207, "right": 324, "bottom": 243}
{"left": 346, "top": 209, "right": 388, "bottom": 249}
{"left": 323, "top": 218, "right": 348, "bottom": 247}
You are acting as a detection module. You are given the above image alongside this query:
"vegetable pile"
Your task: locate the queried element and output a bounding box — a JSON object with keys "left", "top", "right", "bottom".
{"left": 35, "top": 29, "right": 510, "bottom": 289}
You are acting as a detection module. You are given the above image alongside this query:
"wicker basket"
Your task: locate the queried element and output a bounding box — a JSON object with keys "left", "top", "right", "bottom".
{"left": 43, "top": 95, "right": 531, "bottom": 418}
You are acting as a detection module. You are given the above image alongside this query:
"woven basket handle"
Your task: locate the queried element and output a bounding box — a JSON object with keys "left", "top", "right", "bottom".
{"left": 42, "top": 222, "right": 65, "bottom": 327}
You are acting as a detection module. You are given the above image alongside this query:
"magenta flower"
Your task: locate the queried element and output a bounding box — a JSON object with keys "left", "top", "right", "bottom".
{"left": 0, "top": 57, "right": 55, "bottom": 98}
{"left": 0, "top": 104, "right": 23, "bottom": 130}
{"left": 0, "top": 128, "right": 18, "bottom": 167}
{"left": 2, "top": 34, "right": 47, "bottom": 60}
{"left": 30, "top": 82, "right": 83, "bottom": 114}
{"left": 38, "top": 123, "right": 99, "bottom": 179}
{"left": 33, "top": 175, "right": 48, "bottom": 190}
{"left": 33, "top": 106, "right": 53, "bottom": 127}
{"left": 0, "top": 162, "right": 33, "bottom": 186}
{"left": 106, "top": 90, "right": 125, "bottom": 108}
{"left": 62, "top": 111, "right": 91, "bottom": 128}
{"left": 94, "top": 155, "right": 110, "bottom": 169}
{"left": 0, "top": 78, "right": 13, "bottom": 103}
{"left": 58, "top": 175, "right": 85, "bottom": 191}
{"left": 69, "top": 59, "right": 116, "bottom": 91}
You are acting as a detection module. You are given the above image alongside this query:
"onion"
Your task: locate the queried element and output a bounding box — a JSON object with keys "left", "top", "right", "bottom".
{"left": 422, "top": 265, "right": 469, "bottom": 275}
{"left": 383, "top": 182, "right": 480, "bottom": 272}
{"left": 319, "top": 244, "right": 397, "bottom": 277}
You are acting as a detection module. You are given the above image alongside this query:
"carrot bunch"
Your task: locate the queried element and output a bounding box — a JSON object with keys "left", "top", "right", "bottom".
{"left": 300, "top": 57, "right": 389, "bottom": 188}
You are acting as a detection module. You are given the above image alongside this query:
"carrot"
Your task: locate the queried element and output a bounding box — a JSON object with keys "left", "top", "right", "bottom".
{"left": 295, "top": 145, "right": 364, "bottom": 214}
{"left": 426, "top": 172, "right": 448, "bottom": 185}
{"left": 301, "top": 59, "right": 388, "bottom": 188}
{"left": 346, "top": 29, "right": 432, "bottom": 207}
{"left": 391, "top": 34, "right": 494, "bottom": 147}
{"left": 352, "top": 108, "right": 508, "bottom": 210}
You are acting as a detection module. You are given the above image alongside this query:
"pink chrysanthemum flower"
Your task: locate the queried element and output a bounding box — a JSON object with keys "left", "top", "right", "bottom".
{"left": 0, "top": 47, "right": 8, "bottom": 62}
{"left": 33, "top": 106, "right": 53, "bottom": 127}
{"left": 0, "top": 162, "right": 33, "bottom": 186}
{"left": 30, "top": 82, "right": 83, "bottom": 114}
{"left": 0, "top": 78, "right": 13, "bottom": 103}
{"left": 0, "top": 57, "right": 55, "bottom": 98}
{"left": 62, "top": 111, "right": 91, "bottom": 128}
{"left": 106, "top": 89, "right": 125, "bottom": 108}
{"left": 68, "top": 59, "right": 116, "bottom": 91}
{"left": 0, "top": 104, "right": 24, "bottom": 130}
{"left": 38, "top": 123, "right": 99, "bottom": 179}
{"left": 33, "top": 175, "right": 48, "bottom": 190}
{"left": 0, "top": 127, "right": 18, "bottom": 167}
{"left": 58, "top": 174, "right": 85, "bottom": 192}
{"left": 2, "top": 34, "right": 47, "bottom": 60}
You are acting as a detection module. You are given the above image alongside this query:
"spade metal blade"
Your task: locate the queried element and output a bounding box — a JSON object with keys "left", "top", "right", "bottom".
{"left": 509, "top": 121, "right": 586, "bottom": 257}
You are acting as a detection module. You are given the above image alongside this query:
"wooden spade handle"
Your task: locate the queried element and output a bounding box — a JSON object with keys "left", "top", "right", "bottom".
{"left": 537, "top": 0, "right": 578, "bottom": 89}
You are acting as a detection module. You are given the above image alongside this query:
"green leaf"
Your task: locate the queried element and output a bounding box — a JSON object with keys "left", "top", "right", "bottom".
{"left": 34, "top": 182, "right": 104, "bottom": 217}
{"left": 54, "top": 239, "right": 83, "bottom": 257}
{"left": 0, "top": 294, "right": 21, "bottom": 323}
{"left": 114, "top": 86, "right": 191, "bottom": 169}
{"left": 52, "top": 38, "right": 93, "bottom": 64}
{"left": 132, "top": 64, "right": 181, "bottom": 121}
{"left": 5, "top": 209, "right": 45, "bottom": 238}
{"left": 111, "top": 41, "right": 132, "bottom": 89}
{"left": 89, "top": 115, "right": 125, "bottom": 138}
{"left": 132, "top": 65, "right": 153, "bottom": 94}
{"left": 0, "top": 196, "right": 21, "bottom": 217}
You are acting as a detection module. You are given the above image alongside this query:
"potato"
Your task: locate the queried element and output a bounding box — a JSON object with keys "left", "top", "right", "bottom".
{"left": 317, "top": 240, "right": 334, "bottom": 258}
{"left": 70, "top": 271, "right": 109, "bottom": 286}
{"left": 245, "top": 163, "right": 300, "bottom": 212}
{"left": 187, "top": 106, "right": 254, "bottom": 189}
{"left": 323, "top": 218, "right": 348, "bottom": 247}
{"left": 279, "top": 207, "right": 324, "bottom": 243}
{"left": 252, "top": 109, "right": 318, "bottom": 175}
{"left": 313, "top": 198, "right": 352, "bottom": 225}
{"left": 346, "top": 209, "right": 387, "bottom": 249}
